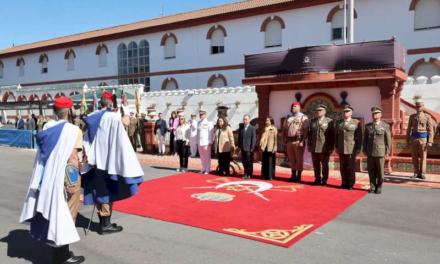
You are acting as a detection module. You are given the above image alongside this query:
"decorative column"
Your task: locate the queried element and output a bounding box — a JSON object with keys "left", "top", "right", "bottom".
{"left": 378, "top": 80, "right": 398, "bottom": 134}
{"left": 393, "top": 80, "right": 404, "bottom": 135}
{"left": 256, "top": 85, "right": 271, "bottom": 135}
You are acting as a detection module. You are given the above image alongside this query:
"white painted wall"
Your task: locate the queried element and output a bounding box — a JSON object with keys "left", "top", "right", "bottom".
{"left": 269, "top": 86, "right": 382, "bottom": 128}
{"left": 0, "top": 0, "right": 439, "bottom": 99}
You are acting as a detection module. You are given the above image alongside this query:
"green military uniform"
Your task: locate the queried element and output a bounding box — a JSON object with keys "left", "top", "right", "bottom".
{"left": 335, "top": 105, "right": 362, "bottom": 189}
{"left": 363, "top": 107, "right": 391, "bottom": 194}
{"left": 308, "top": 104, "right": 334, "bottom": 185}
{"left": 138, "top": 115, "right": 146, "bottom": 152}
{"left": 128, "top": 115, "right": 138, "bottom": 151}
{"left": 406, "top": 101, "right": 434, "bottom": 179}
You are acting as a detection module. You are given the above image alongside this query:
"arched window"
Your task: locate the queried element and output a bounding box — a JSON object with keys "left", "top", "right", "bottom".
{"left": 161, "top": 78, "right": 178, "bottom": 90}
{"left": 65, "top": 49, "right": 76, "bottom": 71}
{"left": 161, "top": 33, "right": 177, "bottom": 59}
{"left": 39, "top": 53, "right": 49, "bottom": 74}
{"left": 261, "top": 16, "right": 285, "bottom": 48}
{"left": 127, "top": 41, "right": 138, "bottom": 74}
{"left": 16, "top": 57, "right": 25, "bottom": 77}
{"left": 0, "top": 60, "right": 3, "bottom": 79}
{"left": 3, "top": 91, "right": 16, "bottom": 102}
{"left": 139, "top": 40, "right": 150, "bottom": 73}
{"left": 98, "top": 82, "right": 108, "bottom": 87}
{"left": 54, "top": 92, "right": 66, "bottom": 98}
{"left": 207, "top": 74, "right": 228, "bottom": 88}
{"left": 117, "top": 43, "right": 128, "bottom": 75}
{"left": 327, "top": 5, "right": 358, "bottom": 41}
{"left": 207, "top": 25, "right": 226, "bottom": 54}
{"left": 41, "top": 93, "right": 53, "bottom": 102}
{"left": 17, "top": 95, "right": 27, "bottom": 102}
{"left": 409, "top": 58, "right": 440, "bottom": 81}
{"left": 29, "top": 94, "right": 40, "bottom": 101}
{"left": 96, "top": 44, "right": 108, "bottom": 68}
{"left": 412, "top": 0, "right": 440, "bottom": 30}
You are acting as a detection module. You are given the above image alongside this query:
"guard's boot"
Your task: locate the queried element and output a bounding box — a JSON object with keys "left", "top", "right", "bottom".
{"left": 419, "top": 174, "right": 426, "bottom": 180}
{"left": 413, "top": 173, "right": 418, "bottom": 178}
{"left": 297, "top": 170, "right": 303, "bottom": 183}
{"left": 98, "top": 216, "right": 123, "bottom": 235}
{"left": 54, "top": 245, "right": 85, "bottom": 264}
{"left": 289, "top": 170, "right": 297, "bottom": 182}
{"left": 312, "top": 177, "right": 321, "bottom": 186}
{"left": 375, "top": 187, "right": 382, "bottom": 194}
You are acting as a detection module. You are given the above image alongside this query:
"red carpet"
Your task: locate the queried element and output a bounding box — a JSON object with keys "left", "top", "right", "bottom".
{"left": 114, "top": 173, "right": 367, "bottom": 248}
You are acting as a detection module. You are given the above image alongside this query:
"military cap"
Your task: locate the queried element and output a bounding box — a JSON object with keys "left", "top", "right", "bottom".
{"left": 343, "top": 105, "right": 354, "bottom": 112}
{"left": 199, "top": 110, "right": 207, "bottom": 115}
{"left": 415, "top": 101, "right": 424, "bottom": 107}
{"left": 315, "top": 104, "right": 327, "bottom": 111}
{"left": 371, "top": 106, "right": 382, "bottom": 114}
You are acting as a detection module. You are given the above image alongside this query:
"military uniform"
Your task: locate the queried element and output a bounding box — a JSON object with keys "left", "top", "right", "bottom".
{"left": 335, "top": 105, "right": 362, "bottom": 189}
{"left": 283, "top": 102, "right": 309, "bottom": 182}
{"left": 308, "top": 105, "right": 334, "bottom": 185}
{"left": 363, "top": 107, "right": 391, "bottom": 194}
{"left": 406, "top": 104, "right": 434, "bottom": 179}
{"left": 128, "top": 115, "right": 138, "bottom": 150}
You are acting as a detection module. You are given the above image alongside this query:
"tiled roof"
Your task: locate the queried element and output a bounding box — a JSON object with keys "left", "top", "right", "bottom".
{"left": 0, "top": 0, "right": 336, "bottom": 57}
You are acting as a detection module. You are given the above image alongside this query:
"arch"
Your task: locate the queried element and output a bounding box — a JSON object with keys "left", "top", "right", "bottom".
{"left": 17, "top": 95, "right": 27, "bottom": 102}
{"left": 54, "top": 92, "right": 66, "bottom": 98}
{"left": 64, "top": 49, "right": 76, "bottom": 59}
{"left": 29, "top": 94, "right": 40, "bottom": 101}
{"left": 207, "top": 74, "right": 228, "bottom": 88}
{"left": 429, "top": 57, "right": 440, "bottom": 68}
{"left": 260, "top": 16, "right": 286, "bottom": 32}
{"left": 16, "top": 57, "right": 25, "bottom": 66}
{"left": 160, "top": 33, "right": 178, "bottom": 46}
{"left": 2, "top": 91, "right": 16, "bottom": 102}
{"left": 69, "top": 91, "right": 80, "bottom": 96}
{"left": 41, "top": 93, "right": 53, "bottom": 102}
{"left": 38, "top": 53, "right": 49, "bottom": 63}
{"left": 326, "top": 5, "right": 359, "bottom": 22}
{"left": 95, "top": 43, "right": 109, "bottom": 55}
{"left": 98, "top": 82, "right": 108, "bottom": 87}
{"left": 206, "top": 25, "right": 227, "bottom": 39}
{"left": 161, "top": 78, "right": 179, "bottom": 90}
{"left": 409, "top": 0, "right": 421, "bottom": 10}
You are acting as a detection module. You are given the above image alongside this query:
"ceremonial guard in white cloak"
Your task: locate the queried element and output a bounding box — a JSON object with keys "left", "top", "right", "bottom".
{"left": 82, "top": 91, "right": 144, "bottom": 235}
{"left": 20, "top": 97, "right": 85, "bottom": 264}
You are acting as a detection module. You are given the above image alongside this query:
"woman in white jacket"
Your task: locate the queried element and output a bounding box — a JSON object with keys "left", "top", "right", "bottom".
{"left": 175, "top": 115, "right": 191, "bottom": 172}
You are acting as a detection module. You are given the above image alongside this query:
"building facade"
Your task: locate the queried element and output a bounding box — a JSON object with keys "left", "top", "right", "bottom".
{"left": 0, "top": 0, "right": 439, "bottom": 105}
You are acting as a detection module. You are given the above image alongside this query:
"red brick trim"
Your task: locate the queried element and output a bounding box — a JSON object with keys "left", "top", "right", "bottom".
{"left": 206, "top": 25, "right": 227, "bottom": 39}
{"left": 38, "top": 53, "right": 49, "bottom": 63}
{"left": 409, "top": 0, "right": 420, "bottom": 10}
{"left": 260, "top": 16, "right": 286, "bottom": 32}
{"left": 161, "top": 77, "right": 179, "bottom": 90}
{"left": 301, "top": 92, "right": 342, "bottom": 110}
{"left": 160, "top": 33, "right": 178, "bottom": 46}
{"left": 17, "top": 64, "right": 244, "bottom": 87}
{"left": 17, "top": 95, "right": 27, "bottom": 102}
{"left": 2, "top": 91, "right": 16, "bottom": 102}
{"left": 95, "top": 43, "right": 109, "bottom": 55}
{"left": 326, "top": 4, "right": 358, "bottom": 22}
{"left": 54, "top": 92, "right": 66, "bottom": 98}
{"left": 408, "top": 58, "right": 427, "bottom": 76}
{"left": 16, "top": 57, "right": 25, "bottom": 66}
{"left": 29, "top": 94, "right": 39, "bottom": 101}
{"left": 41, "top": 93, "right": 53, "bottom": 102}
{"left": 407, "top": 47, "right": 440, "bottom": 54}
{"left": 207, "top": 73, "right": 228, "bottom": 87}
{"left": 429, "top": 57, "right": 440, "bottom": 69}
{"left": 64, "top": 49, "right": 76, "bottom": 59}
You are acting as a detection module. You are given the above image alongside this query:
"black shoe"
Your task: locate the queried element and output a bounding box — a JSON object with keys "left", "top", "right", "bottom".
{"left": 297, "top": 170, "right": 302, "bottom": 183}
{"left": 62, "top": 254, "right": 85, "bottom": 264}
{"left": 289, "top": 170, "right": 297, "bottom": 182}
{"left": 413, "top": 173, "right": 418, "bottom": 178}
{"left": 321, "top": 181, "right": 327, "bottom": 186}
{"left": 419, "top": 174, "right": 426, "bottom": 180}
{"left": 375, "top": 188, "right": 382, "bottom": 194}
{"left": 98, "top": 216, "right": 123, "bottom": 235}
{"left": 312, "top": 179, "right": 321, "bottom": 186}
{"left": 242, "top": 174, "right": 249, "bottom": 180}
{"left": 368, "top": 188, "right": 375, "bottom": 193}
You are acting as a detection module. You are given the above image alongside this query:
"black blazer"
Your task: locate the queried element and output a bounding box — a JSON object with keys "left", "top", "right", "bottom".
{"left": 238, "top": 124, "right": 256, "bottom": 152}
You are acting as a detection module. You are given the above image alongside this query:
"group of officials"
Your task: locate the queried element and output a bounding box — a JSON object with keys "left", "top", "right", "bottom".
{"left": 20, "top": 92, "right": 144, "bottom": 264}
{"left": 283, "top": 99, "right": 434, "bottom": 194}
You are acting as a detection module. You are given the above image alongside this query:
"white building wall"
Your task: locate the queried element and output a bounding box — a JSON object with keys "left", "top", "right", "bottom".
{"left": 0, "top": 0, "right": 439, "bottom": 95}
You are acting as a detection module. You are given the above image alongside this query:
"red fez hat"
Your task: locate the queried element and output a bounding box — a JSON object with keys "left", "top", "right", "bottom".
{"left": 101, "top": 91, "right": 113, "bottom": 100}
{"left": 54, "top": 96, "right": 73, "bottom": 108}
{"left": 291, "top": 102, "right": 301, "bottom": 108}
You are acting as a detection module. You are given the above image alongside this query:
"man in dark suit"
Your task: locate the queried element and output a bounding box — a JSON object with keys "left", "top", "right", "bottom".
{"left": 154, "top": 113, "right": 168, "bottom": 155}
{"left": 238, "top": 115, "right": 257, "bottom": 179}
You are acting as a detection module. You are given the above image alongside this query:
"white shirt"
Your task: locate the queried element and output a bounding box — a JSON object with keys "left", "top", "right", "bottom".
{"left": 189, "top": 119, "right": 198, "bottom": 138}
{"left": 197, "top": 118, "right": 214, "bottom": 146}
{"left": 175, "top": 124, "right": 190, "bottom": 143}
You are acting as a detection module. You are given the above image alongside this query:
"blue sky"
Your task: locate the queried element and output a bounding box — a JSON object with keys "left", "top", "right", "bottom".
{"left": 0, "top": 0, "right": 234, "bottom": 49}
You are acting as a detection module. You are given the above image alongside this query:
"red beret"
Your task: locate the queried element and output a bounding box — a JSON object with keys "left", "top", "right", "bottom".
{"left": 291, "top": 102, "right": 301, "bottom": 107}
{"left": 54, "top": 97, "right": 73, "bottom": 108}
{"left": 101, "top": 91, "right": 113, "bottom": 100}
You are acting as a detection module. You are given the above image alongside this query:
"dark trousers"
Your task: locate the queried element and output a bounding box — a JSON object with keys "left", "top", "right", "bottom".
{"left": 262, "top": 150, "right": 276, "bottom": 180}
{"left": 217, "top": 152, "right": 231, "bottom": 176}
{"left": 241, "top": 150, "right": 254, "bottom": 177}
{"left": 169, "top": 133, "right": 175, "bottom": 154}
{"left": 312, "top": 152, "right": 330, "bottom": 183}
{"left": 367, "top": 156, "right": 384, "bottom": 190}
{"left": 129, "top": 135, "right": 137, "bottom": 151}
{"left": 339, "top": 154, "right": 357, "bottom": 188}
{"left": 176, "top": 140, "right": 190, "bottom": 168}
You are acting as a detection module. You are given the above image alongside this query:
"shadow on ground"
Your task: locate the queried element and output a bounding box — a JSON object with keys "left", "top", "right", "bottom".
{"left": 0, "top": 229, "right": 53, "bottom": 264}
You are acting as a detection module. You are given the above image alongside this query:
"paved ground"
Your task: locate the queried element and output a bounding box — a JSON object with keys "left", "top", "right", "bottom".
{"left": 0, "top": 146, "right": 439, "bottom": 264}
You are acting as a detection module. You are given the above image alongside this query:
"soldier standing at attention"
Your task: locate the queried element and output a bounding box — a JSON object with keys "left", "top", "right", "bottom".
{"left": 308, "top": 104, "right": 334, "bottom": 186}
{"left": 363, "top": 107, "right": 391, "bottom": 194}
{"left": 335, "top": 105, "right": 362, "bottom": 190}
{"left": 406, "top": 100, "right": 434, "bottom": 179}
{"left": 283, "top": 102, "right": 309, "bottom": 183}
{"left": 128, "top": 112, "right": 138, "bottom": 151}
